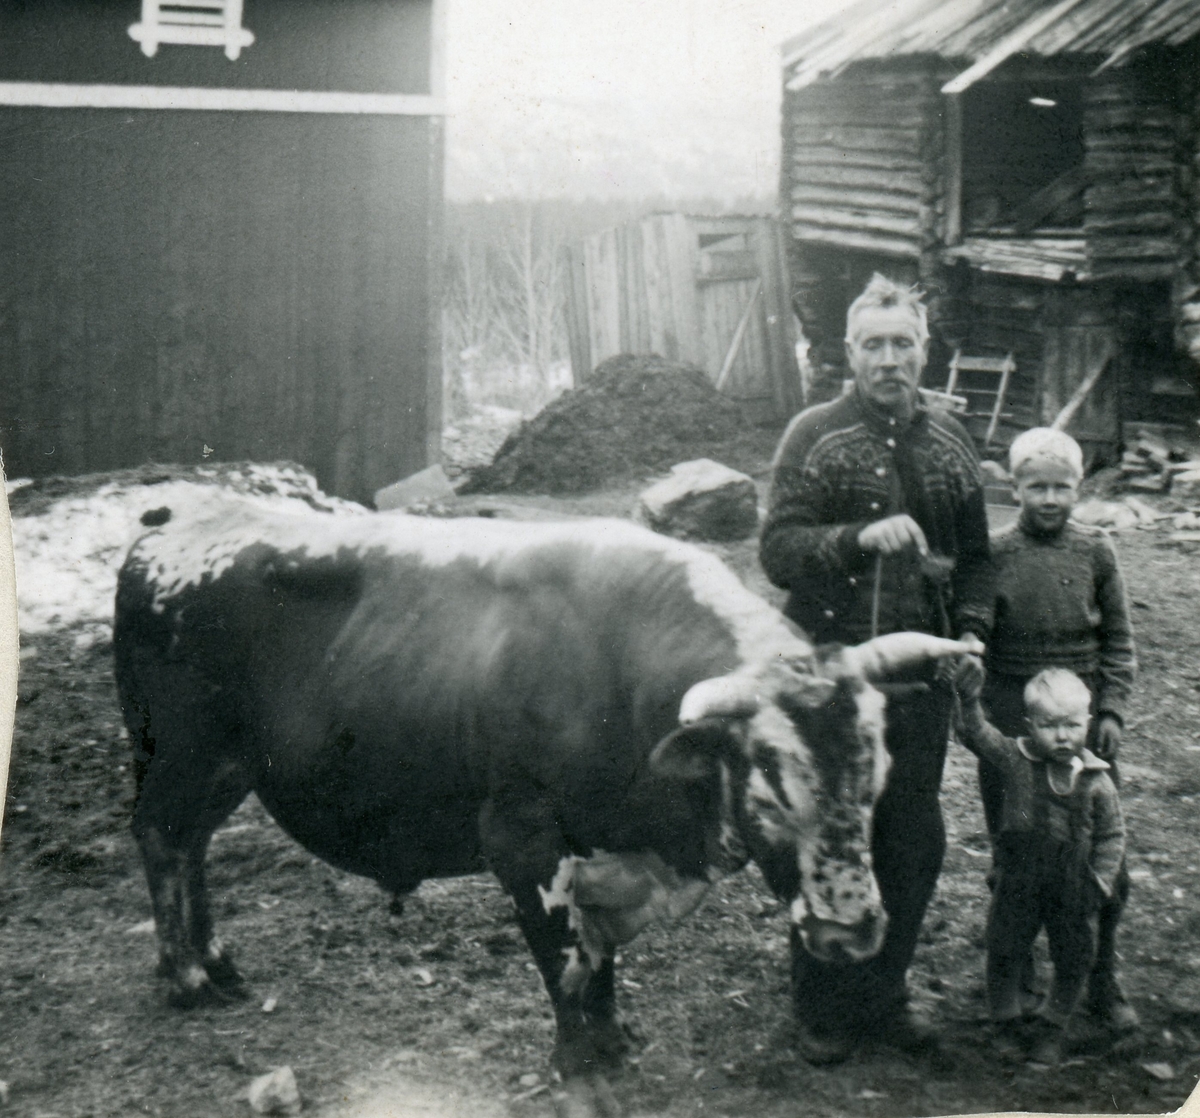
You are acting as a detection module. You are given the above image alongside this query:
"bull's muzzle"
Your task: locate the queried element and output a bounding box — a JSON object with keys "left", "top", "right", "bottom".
{"left": 795, "top": 908, "right": 888, "bottom": 964}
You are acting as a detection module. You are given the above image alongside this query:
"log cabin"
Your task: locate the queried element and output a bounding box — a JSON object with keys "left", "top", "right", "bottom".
{"left": 780, "top": 0, "right": 1200, "bottom": 459}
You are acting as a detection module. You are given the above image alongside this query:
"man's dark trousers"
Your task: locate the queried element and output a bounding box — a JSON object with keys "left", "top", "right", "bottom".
{"left": 792, "top": 682, "right": 953, "bottom": 1036}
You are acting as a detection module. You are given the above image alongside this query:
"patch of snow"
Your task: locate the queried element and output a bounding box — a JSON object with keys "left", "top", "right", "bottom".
{"left": 11, "top": 463, "right": 364, "bottom": 638}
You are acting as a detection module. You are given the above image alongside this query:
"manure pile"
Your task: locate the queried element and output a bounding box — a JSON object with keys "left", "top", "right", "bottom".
{"left": 461, "top": 354, "right": 748, "bottom": 495}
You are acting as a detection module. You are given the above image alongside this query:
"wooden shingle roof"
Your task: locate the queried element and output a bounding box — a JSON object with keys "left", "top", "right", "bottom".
{"left": 782, "top": 0, "right": 1200, "bottom": 90}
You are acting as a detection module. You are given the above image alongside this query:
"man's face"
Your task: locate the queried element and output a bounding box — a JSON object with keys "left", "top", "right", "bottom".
{"left": 845, "top": 305, "right": 928, "bottom": 415}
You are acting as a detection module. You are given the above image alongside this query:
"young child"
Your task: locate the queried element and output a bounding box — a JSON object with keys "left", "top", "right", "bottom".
{"left": 980, "top": 426, "right": 1137, "bottom": 1032}
{"left": 955, "top": 661, "right": 1126, "bottom": 1064}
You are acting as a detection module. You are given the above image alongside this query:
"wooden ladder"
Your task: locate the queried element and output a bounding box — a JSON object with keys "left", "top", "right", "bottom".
{"left": 945, "top": 350, "right": 1016, "bottom": 448}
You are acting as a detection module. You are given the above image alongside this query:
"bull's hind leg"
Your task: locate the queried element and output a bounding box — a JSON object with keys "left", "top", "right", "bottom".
{"left": 133, "top": 744, "right": 255, "bottom": 1007}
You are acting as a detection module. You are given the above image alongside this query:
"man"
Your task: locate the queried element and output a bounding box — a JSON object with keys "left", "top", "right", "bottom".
{"left": 760, "top": 273, "right": 992, "bottom": 1063}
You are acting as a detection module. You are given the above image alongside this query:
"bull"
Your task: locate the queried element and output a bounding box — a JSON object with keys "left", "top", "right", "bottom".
{"left": 114, "top": 496, "right": 972, "bottom": 1116}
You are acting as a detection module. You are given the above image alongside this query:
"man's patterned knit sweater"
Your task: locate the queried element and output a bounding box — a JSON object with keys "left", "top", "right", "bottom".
{"left": 760, "top": 389, "right": 993, "bottom": 645}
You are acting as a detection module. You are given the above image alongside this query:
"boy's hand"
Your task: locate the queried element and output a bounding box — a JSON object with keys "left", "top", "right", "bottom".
{"left": 952, "top": 656, "right": 985, "bottom": 703}
{"left": 1094, "top": 715, "right": 1122, "bottom": 761}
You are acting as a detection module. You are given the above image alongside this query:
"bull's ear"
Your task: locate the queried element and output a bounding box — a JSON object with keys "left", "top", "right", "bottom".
{"left": 649, "top": 719, "right": 732, "bottom": 782}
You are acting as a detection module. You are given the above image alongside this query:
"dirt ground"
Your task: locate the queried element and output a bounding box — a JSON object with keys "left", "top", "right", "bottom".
{"left": 4, "top": 433, "right": 1200, "bottom": 1117}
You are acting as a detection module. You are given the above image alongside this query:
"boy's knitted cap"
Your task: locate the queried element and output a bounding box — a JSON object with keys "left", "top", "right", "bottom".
{"left": 1009, "top": 427, "right": 1083, "bottom": 480}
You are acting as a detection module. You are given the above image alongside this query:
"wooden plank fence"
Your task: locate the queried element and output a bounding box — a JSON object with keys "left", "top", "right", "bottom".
{"left": 564, "top": 214, "right": 802, "bottom": 421}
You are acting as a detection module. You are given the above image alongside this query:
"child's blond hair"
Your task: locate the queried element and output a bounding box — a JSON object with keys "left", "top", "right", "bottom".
{"left": 1024, "top": 668, "right": 1092, "bottom": 717}
{"left": 1009, "top": 427, "right": 1084, "bottom": 481}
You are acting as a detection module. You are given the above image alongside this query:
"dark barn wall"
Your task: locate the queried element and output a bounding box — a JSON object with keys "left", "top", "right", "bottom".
{"left": 0, "top": 1, "right": 440, "bottom": 504}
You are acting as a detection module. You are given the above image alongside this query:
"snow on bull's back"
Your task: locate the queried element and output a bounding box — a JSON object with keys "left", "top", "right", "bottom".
{"left": 10, "top": 463, "right": 364, "bottom": 640}
{"left": 129, "top": 495, "right": 801, "bottom": 664}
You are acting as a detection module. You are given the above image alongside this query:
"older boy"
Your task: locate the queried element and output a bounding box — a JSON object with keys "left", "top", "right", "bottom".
{"left": 955, "top": 662, "right": 1125, "bottom": 1064}
{"left": 981, "top": 426, "right": 1137, "bottom": 1032}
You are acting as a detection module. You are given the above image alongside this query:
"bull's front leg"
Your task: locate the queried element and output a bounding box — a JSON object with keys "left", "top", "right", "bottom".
{"left": 480, "top": 802, "right": 623, "bottom": 1118}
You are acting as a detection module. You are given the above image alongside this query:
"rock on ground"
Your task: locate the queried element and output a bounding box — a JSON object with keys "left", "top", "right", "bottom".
{"left": 374, "top": 464, "right": 456, "bottom": 511}
{"left": 636, "top": 458, "right": 758, "bottom": 541}
{"left": 248, "top": 1066, "right": 301, "bottom": 1116}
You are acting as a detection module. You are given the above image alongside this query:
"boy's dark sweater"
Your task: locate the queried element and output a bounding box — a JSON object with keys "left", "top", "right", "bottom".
{"left": 985, "top": 519, "right": 1136, "bottom": 722}
{"left": 958, "top": 702, "right": 1126, "bottom": 898}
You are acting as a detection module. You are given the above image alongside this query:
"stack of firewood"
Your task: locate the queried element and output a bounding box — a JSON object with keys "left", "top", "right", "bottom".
{"left": 1119, "top": 432, "right": 1198, "bottom": 493}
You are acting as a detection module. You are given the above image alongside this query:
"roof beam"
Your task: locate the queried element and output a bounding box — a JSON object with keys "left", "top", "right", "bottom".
{"left": 941, "top": 0, "right": 1093, "bottom": 93}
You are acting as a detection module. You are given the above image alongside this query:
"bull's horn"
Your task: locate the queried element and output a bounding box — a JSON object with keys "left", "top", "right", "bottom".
{"left": 846, "top": 633, "right": 980, "bottom": 681}
{"left": 679, "top": 674, "right": 761, "bottom": 724}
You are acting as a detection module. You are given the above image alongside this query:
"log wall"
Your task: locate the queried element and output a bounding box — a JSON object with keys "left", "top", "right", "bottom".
{"left": 782, "top": 61, "right": 947, "bottom": 262}
{"left": 1084, "top": 59, "right": 1181, "bottom": 282}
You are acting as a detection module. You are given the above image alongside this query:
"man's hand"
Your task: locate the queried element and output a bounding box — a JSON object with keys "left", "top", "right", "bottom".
{"left": 858, "top": 514, "right": 929, "bottom": 557}
{"left": 1094, "top": 715, "right": 1122, "bottom": 762}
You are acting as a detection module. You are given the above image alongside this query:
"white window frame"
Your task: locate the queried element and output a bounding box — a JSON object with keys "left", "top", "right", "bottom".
{"left": 129, "top": 0, "right": 255, "bottom": 61}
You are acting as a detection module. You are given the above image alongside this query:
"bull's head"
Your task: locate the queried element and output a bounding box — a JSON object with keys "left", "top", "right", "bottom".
{"left": 650, "top": 633, "right": 973, "bottom": 964}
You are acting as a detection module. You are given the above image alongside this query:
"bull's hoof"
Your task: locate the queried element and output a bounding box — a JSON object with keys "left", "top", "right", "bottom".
{"left": 591, "top": 1019, "right": 637, "bottom": 1068}
{"left": 793, "top": 1020, "right": 856, "bottom": 1066}
{"left": 867, "top": 1004, "right": 940, "bottom": 1055}
{"left": 204, "top": 951, "right": 248, "bottom": 997}
{"left": 551, "top": 1073, "right": 621, "bottom": 1118}
{"left": 166, "top": 963, "right": 244, "bottom": 1009}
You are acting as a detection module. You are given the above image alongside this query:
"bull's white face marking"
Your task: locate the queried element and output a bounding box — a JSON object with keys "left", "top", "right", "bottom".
{"left": 857, "top": 685, "right": 891, "bottom": 801}
{"left": 724, "top": 655, "right": 890, "bottom": 959}
{"left": 538, "top": 850, "right": 714, "bottom": 994}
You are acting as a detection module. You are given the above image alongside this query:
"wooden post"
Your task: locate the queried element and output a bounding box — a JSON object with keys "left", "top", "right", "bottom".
{"left": 562, "top": 243, "right": 593, "bottom": 383}
{"left": 945, "top": 92, "right": 963, "bottom": 247}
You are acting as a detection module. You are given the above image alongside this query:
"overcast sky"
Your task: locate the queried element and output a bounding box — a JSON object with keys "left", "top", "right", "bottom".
{"left": 443, "top": 0, "right": 843, "bottom": 201}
